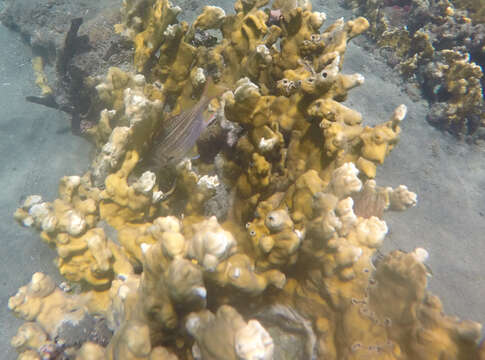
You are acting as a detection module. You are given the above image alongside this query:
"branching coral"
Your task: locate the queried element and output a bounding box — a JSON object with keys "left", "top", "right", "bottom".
{"left": 186, "top": 305, "right": 274, "bottom": 360}
{"left": 8, "top": 0, "right": 484, "bottom": 358}
{"left": 344, "top": 0, "right": 485, "bottom": 139}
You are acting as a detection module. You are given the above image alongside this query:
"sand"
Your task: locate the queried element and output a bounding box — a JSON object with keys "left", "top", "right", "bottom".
{"left": 0, "top": 23, "right": 92, "bottom": 359}
{"left": 0, "top": 0, "right": 483, "bottom": 358}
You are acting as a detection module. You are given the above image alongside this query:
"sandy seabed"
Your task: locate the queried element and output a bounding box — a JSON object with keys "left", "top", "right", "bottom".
{"left": 0, "top": 0, "right": 484, "bottom": 358}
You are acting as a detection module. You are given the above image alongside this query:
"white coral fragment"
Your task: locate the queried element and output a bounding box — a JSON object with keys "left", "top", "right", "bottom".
{"left": 330, "top": 162, "right": 362, "bottom": 199}
{"left": 123, "top": 88, "right": 147, "bottom": 125}
{"left": 22, "top": 217, "right": 34, "bottom": 227}
{"left": 392, "top": 104, "right": 407, "bottom": 122}
{"left": 255, "top": 44, "right": 272, "bottom": 65}
{"left": 164, "top": 24, "right": 178, "bottom": 38}
{"left": 191, "top": 67, "right": 206, "bottom": 89}
{"left": 234, "top": 77, "right": 260, "bottom": 103}
{"left": 336, "top": 245, "right": 363, "bottom": 267}
{"left": 59, "top": 176, "right": 81, "bottom": 201}
{"left": 86, "top": 230, "right": 112, "bottom": 273}
{"left": 235, "top": 320, "right": 274, "bottom": 360}
{"left": 321, "top": 210, "right": 342, "bottom": 240}
{"left": 102, "top": 127, "right": 130, "bottom": 158}
{"left": 140, "top": 243, "right": 152, "bottom": 254}
{"left": 258, "top": 136, "right": 279, "bottom": 152}
{"left": 63, "top": 210, "right": 86, "bottom": 236}
{"left": 388, "top": 185, "right": 417, "bottom": 211}
{"left": 355, "top": 217, "right": 388, "bottom": 248}
{"left": 186, "top": 314, "right": 203, "bottom": 336}
{"left": 22, "top": 195, "right": 43, "bottom": 209}
{"left": 133, "top": 74, "right": 145, "bottom": 86}
{"left": 412, "top": 247, "right": 429, "bottom": 263}
{"left": 256, "top": 44, "right": 270, "bottom": 56}
{"left": 309, "top": 11, "right": 327, "bottom": 30}
{"left": 189, "top": 216, "right": 237, "bottom": 271}
{"left": 28, "top": 202, "right": 51, "bottom": 227}
{"left": 197, "top": 175, "right": 220, "bottom": 190}
{"left": 335, "top": 197, "right": 357, "bottom": 236}
{"left": 41, "top": 215, "right": 57, "bottom": 233}
{"left": 92, "top": 126, "right": 131, "bottom": 187}
{"left": 154, "top": 216, "right": 181, "bottom": 233}
{"left": 133, "top": 171, "right": 156, "bottom": 194}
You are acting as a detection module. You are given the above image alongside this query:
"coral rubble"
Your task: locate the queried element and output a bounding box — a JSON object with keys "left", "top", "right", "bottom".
{"left": 344, "top": 0, "right": 485, "bottom": 140}
{"left": 8, "top": 0, "right": 484, "bottom": 359}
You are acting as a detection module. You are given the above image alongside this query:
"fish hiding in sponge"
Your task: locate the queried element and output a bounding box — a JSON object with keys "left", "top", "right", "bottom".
{"left": 149, "top": 79, "right": 219, "bottom": 169}
{"left": 149, "top": 78, "right": 219, "bottom": 169}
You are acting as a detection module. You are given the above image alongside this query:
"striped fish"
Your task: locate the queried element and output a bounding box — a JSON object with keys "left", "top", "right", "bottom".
{"left": 150, "top": 83, "right": 216, "bottom": 169}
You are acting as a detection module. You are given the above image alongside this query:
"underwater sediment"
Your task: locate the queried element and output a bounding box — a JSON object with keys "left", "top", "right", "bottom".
{"left": 5, "top": 0, "right": 485, "bottom": 359}
{"left": 343, "top": 0, "right": 485, "bottom": 141}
